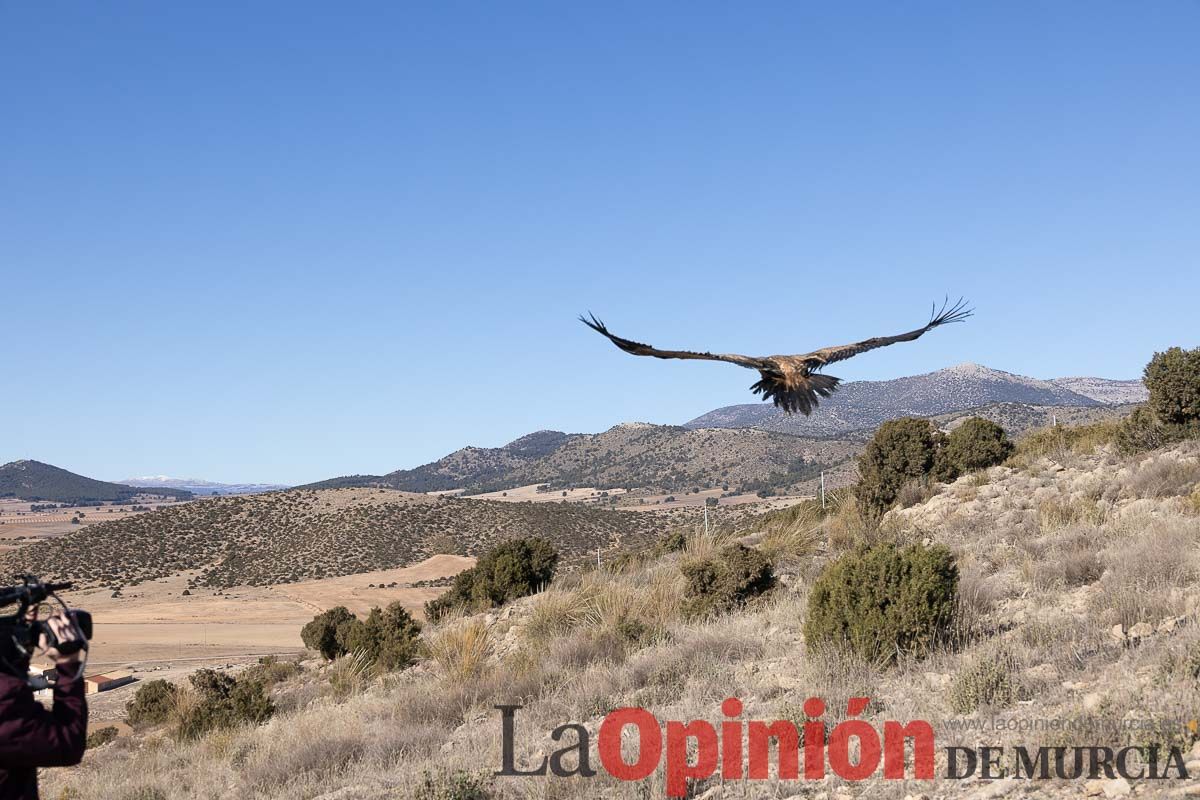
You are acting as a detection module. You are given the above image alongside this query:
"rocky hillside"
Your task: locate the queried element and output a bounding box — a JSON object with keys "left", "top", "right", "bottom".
{"left": 306, "top": 424, "right": 858, "bottom": 496}
{"left": 0, "top": 459, "right": 192, "bottom": 503}
{"left": 928, "top": 401, "right": 1140, "bottom": 437}
{"left": 0, "top": 488, "right": 674, "bottom": 589}
{"left": 685, "top": 363, "right": 1143, "bottom": 437}
{"left": 1051, "top": 376, "right": 1149, "bottom": 405}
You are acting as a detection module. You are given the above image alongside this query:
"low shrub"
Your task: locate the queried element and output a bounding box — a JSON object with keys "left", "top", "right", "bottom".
{"left": 1144, "top": 346, "right": 1200, "bottom": 425}
{"left": 934, "top": 417, "right": 1013, "bottom": 481}
{"left": 300, "top": 606, "right": 357, "bottom": 660}
{"left": 241, "top": 655, "right": 301, "bottom": 687}
{"left": 341, "top": 602, "right": 423, "bottom": 671}
{"left": 949, "top": 652, "right": 1019, "bottom": 713}
{"left": 1038, "top": 497, "right": 1105, "bottom": 530}
{"left": 124, "top": 679, "right": 179, "bottom": 728}
{"left": 425, "top": 537, "right": 558, "bottom": 621}
{"left": 415, "top": 769, "right": 492, "bottom": 800}
{"left": 1120, "top": 453, "right": 1200, "bottom": 499}
{"left": 120, "top": 789, "right": 167, "bottom": 800}
{"left": 656, "top": 528, "right": 688, "bottom": 554}
{"left": 1160, "top": 641, "right": 1200, "bottom": 683}
{"left": 856, "top": 418, "right": 944, "bottom": 516}
{"left": 805, "top": 542, "right": 958, "bottom": 665}
{"left": 328, "top": 650, "right": 374, "bottom": 699}
{"left": 302, "top": 603, "right": 422, "bottom": 671}
{"left": 85, "top": 726, "right": 119, "bottom": 748}
{"left": 1114, "top": 406, "right": 1199, "bottom": 455}
{"left": 895, "top": 480, "right": 935, "bottom": 509}
{"left": 1187, "top": 644, "right": 1200, "bottom": 682}
{"left": 172, "top": 668, "right": 274, "bottom": 741}
{"left": 681, "top": 543, "right": 774, "bottom": 617}
{"left": 1060, "top": 546, "right": 1104, "bottom": 587}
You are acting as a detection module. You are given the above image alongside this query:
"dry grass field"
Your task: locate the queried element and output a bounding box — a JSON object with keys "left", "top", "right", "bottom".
{"left": 42, "top": 554, "right": 475, "bottom": 731}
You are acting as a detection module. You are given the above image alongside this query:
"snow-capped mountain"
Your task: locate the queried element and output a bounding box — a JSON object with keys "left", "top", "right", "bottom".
{"left": 119, "top": 476, "right": 288, "bottom": 495}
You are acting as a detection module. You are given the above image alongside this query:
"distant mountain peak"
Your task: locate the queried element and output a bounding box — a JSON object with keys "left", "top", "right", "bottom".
{"left": 120, "top": 476, "right": 287, "bottom": 495}
{"left": 943, "top": 362, "right": 1012, "bottom": 377}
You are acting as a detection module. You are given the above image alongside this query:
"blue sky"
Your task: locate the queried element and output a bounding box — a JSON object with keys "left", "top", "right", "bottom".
{"left": 2, "top": 3, "right": 1197, "bottom": 485}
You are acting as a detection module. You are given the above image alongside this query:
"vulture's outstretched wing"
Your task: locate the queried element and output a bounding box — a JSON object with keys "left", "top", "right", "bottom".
{"left": 800, "top": 297, "right": 973, "bottom": 367}
{"left": 579, "top": 313, "right": 768, "bottom": 371}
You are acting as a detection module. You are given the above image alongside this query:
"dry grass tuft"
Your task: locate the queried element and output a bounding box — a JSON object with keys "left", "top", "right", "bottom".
{"left": 1021, "top": 527, "right": 1105, "bottom": 590}
{"left": 896, "top": 479, "right": 937, "bottom": 509}
{"left": 1038, "top": 497, "right": 1106, "bottom": 531}
{"left": 1010, "top": 420, "right": 1122, "bottom": 468}
{"left": 756, "top": 505, "right": 823, "bottom": 570}
{"left": 1120, "top": 453, "right": 1200, "bottom": 499}
{"left": 522, "top": 589, "right": 594, "bottom": 643}
{"left": 683, "top": 522, "right": 738, "bottom": 561}
{"left": 1089, "top": 517, "right": 1199, "bottom": 628}
{"left": 823, "top": 492, "right": 886, "bottom": 553}
{"left": 1186, "top": 486, "right": 1200, "bottom": 516}
{"left": 328, "top": 649, "right": 375, "bottom": 699}
{"left": 795, "top": 646, "right": 882, "bottom": 723}
{"left": 953, "top": 566, "right": 1000, "bottom": 642}
{"left": 424, "top": 617, "right": 495, "bottom": 684}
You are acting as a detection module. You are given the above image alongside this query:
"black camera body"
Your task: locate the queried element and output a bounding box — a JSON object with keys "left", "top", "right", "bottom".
{"left": 0, "top": 575, "right": 92, "bottom": 673}
{"left": 3, "top": 609, "right": 94, "bottom": 655}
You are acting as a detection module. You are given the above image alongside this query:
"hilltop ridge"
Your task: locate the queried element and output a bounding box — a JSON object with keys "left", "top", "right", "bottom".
{"left": 0, "top": 460, "right": 192, "bottom": 503}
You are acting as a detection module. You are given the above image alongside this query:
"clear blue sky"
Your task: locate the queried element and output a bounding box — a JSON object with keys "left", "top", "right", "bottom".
{"left": 2, "top": 3, "right": 1197, "bottom": 485}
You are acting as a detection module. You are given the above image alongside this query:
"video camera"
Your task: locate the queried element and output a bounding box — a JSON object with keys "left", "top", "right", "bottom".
{"left": 0, "top": 575, "right": 92, "bottom": 676}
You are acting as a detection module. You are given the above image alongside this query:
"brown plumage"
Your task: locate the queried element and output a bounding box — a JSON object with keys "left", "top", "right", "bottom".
{"left": 580, "top": 297, "right": 973, "bottom": 415}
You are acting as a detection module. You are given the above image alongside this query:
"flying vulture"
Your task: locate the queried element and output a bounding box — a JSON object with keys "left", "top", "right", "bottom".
{"left": 580, "top": 297, "right": 972, "bottom": 415}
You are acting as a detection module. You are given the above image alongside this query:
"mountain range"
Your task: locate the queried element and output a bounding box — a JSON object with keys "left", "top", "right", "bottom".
{"left": 8, "top": 364, "right": 1146, "bottom": 503}
{"left": 119, "top": 476, "right": 289, "bottom": 495}
{"left": 683, "top": 363, "right": 1146, "bottom": 437}
{"left": 303, "top": 363, "right": 1143, "bottom": 496}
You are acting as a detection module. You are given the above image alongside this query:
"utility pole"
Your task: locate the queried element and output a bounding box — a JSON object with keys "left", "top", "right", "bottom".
{"left": 820, "top": 471, "right": 826, "bottom": 510}
{"left": 597, "top": 547, "right": 601, "bottom": 569}
{"left": 703, "top": 503, "right": 710, "bottom": 536}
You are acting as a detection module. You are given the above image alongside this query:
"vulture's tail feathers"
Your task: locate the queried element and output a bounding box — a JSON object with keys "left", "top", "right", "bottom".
{"left": 751, "top": 373, "right": 841, "bottom": 416}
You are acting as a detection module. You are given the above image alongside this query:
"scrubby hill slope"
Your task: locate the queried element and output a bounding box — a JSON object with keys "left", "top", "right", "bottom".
{"left": 0, "top": 459, "right": 192, "bottom": 503}
{"left": 0, "top": 488, "right": 670, "bottom": 589}
{"left": 306, "top": 424, "right": 858, "bottom": 496}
